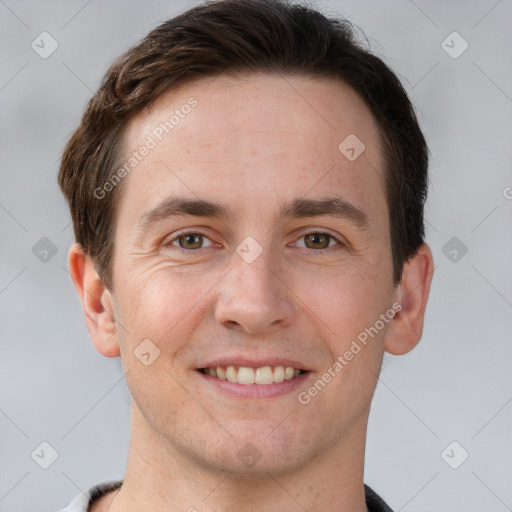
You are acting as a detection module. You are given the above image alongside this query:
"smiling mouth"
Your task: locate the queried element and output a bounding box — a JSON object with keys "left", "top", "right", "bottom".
{"left": 198, "top": 366, "right": 308, "bottom": 385}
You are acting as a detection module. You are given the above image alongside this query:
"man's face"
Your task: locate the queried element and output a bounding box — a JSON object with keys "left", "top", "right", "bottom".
{"left": 109, "top": 73, "right": 398, "bottom": 476}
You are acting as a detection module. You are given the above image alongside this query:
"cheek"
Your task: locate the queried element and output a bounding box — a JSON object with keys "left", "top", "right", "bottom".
{"left": 297, "top": 262, "right": 391, "bottom": 395}
{"left": 115, "top": 267, "right": 219, "bottom": 355}
{"left": 299, "top": 272, "right": 387, "bottom": 424}
{"left": 114, "top": 271, "right": 199, "bottom": 427}
{"left": 300, "top": 262, "right": 385, "bottom": 335}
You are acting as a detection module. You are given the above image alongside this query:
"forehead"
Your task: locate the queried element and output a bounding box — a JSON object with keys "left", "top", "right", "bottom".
{"left": 117, "top": 73, "right": 387, "bottom": 235}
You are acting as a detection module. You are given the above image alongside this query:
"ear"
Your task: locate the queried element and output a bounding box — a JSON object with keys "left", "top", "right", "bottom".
{"left": 385, "top": 243, "right": 434, "bottom": 355}
{"left": 67, "top": 243, "right": 121, "bottom": 358}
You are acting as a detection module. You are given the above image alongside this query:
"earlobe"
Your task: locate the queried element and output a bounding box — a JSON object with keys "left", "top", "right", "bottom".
{"left": 67, "top": 243, "right": 121, "bottom": 358}
{"left": 385, "top": 243, "right": 434, "bottom": 355}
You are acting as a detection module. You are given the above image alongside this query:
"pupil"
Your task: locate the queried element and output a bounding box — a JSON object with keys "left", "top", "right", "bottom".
{"left": 181, "top": 234, "right": 201, "bottom": 249}
{"left": 307, "top": 233, "right": 328, "bottom": 248}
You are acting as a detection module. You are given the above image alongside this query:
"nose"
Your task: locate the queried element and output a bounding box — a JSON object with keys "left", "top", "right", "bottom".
{"left": 214, "top": 247, "right": 294, "bottom": 334}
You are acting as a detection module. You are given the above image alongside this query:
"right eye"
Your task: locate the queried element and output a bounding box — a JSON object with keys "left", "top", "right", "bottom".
{"left": 165, "top": 231, "right": 216, "bottom": 251}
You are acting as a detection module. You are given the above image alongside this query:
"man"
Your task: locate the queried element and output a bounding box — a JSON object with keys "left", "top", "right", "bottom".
{"left": 57, "top": 0, "right": 434, "bottom": 510}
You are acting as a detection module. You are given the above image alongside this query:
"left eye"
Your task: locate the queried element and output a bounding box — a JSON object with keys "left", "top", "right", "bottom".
{"left": 295, "top": 232, "right": 341, "bottom": 250}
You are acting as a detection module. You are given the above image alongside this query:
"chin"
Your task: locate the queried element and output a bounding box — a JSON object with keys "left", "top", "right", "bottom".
{"left": 180, "top": 421, "right": 316, "bottom": 478}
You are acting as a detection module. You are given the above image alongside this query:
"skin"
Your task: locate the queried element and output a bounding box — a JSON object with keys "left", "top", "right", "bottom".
{"left": 69, "top": 73, "right": 434, "bottom": 512}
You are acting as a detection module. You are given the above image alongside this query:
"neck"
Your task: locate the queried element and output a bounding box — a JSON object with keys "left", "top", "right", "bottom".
{"left": 105, "top": 404, "right": 370, "bottom": 512}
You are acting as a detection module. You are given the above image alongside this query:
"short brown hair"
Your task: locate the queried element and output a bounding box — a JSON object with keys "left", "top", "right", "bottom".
{"left": 59, "top": 0, "right": 428, "bottom": 292}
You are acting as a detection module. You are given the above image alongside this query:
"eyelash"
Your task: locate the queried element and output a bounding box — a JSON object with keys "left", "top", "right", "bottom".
{"left": 165, "top": 230, "right": 346, "bottom": 251}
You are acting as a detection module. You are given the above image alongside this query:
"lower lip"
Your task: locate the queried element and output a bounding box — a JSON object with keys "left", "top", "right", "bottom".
{"left": 196, "top": 370, "right": 311, "bottom": 399}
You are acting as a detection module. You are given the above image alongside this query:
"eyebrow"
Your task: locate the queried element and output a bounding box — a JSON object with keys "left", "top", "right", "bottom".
{"left": 277, "top": 197, "right": 369, "bottom": 229}
{"left": 136, "top": 195, "right": 369, "bottom": 234}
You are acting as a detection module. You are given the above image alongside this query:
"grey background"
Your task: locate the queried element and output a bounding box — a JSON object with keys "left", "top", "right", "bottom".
{"left": 1, "top": 0, "right": 511, "bottom": 510}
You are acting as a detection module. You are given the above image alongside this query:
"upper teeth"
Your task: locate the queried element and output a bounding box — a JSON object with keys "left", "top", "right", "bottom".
{"left": 202, "top": 366, "right": 301, "bottom": 385}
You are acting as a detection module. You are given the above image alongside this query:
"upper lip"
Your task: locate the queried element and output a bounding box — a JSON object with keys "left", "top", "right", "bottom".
{"left": 198, "top": 357, "right": 310, "bottom": 371}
